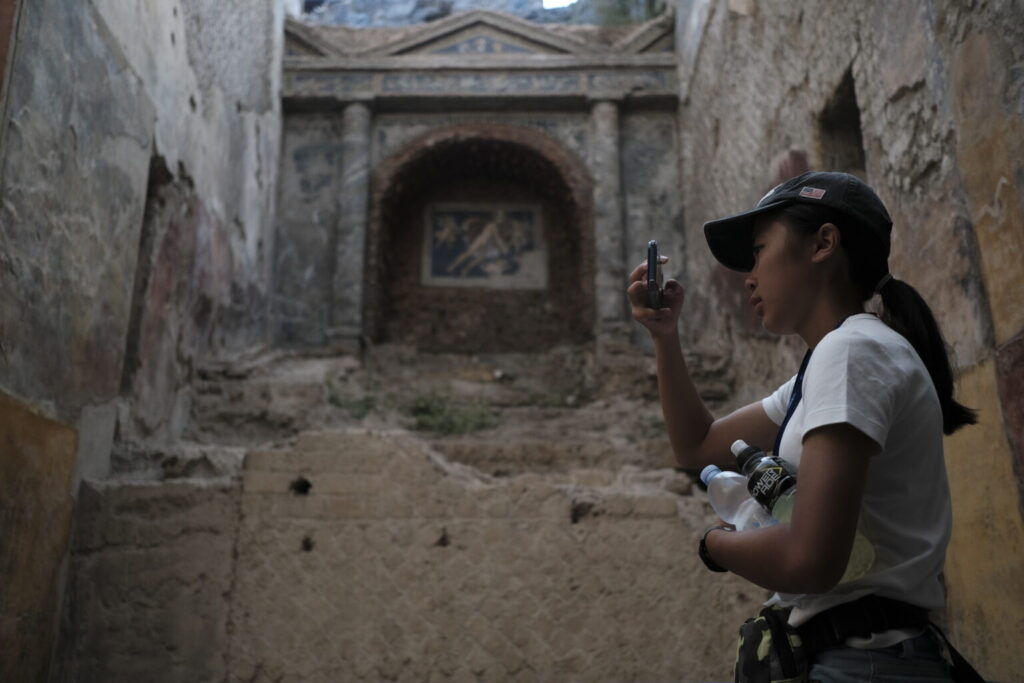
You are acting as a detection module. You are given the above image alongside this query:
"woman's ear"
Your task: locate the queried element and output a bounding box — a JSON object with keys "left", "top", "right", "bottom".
{"left": 810, "top": 222, "right": 842, "bottom": 263}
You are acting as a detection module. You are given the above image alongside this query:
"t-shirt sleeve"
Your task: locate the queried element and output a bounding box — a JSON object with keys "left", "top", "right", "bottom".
{"left": 762, "top": 375, "right": 797, "bottom": 426}
{"left": 799, "top": 331, "right": 898, "bottom": 448}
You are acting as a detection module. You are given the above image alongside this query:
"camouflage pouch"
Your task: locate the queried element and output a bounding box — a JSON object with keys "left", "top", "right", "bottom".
{"left": 734, "top": 605, "right": 809, "bottom": 683}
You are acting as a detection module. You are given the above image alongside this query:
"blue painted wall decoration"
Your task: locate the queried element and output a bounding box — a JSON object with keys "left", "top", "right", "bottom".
{"left": 421, "top": 204, "right": 548, "bottom": 290}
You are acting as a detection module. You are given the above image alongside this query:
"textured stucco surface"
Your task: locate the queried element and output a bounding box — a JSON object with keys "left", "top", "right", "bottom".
{"left": 943, "top": 359, "right": 1024, "bottom": 683}
{"left": 92, "top": 0, "right": 285, "bottom": 363}
{"left": 0, "top": 0, "right": 153, "bottom": 424}
{"left": 56, "top": 480, "right": 239, "bottom": 683}
{"left": 60, "top": 428, "right": 760, "bottom": 682}
{"left": 0, "top": 0, "right": 288, "bottom": 463}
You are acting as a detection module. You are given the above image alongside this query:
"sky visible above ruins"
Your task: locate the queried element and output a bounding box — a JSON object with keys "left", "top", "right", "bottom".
{"left": 302, "top": 0, "right": 661, "bottom": 27}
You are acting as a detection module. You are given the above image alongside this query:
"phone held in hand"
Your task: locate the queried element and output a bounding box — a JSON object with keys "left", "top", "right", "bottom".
{"left": 647, "top": 239, "right": 663, "bottom": 309}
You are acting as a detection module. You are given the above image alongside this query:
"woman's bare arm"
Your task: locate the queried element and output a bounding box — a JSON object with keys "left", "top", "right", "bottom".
{"left": 627, "top": 257, "right": 779, "bottom": 470}
{"left": 704, "top": 422, "right": 877, "bottom": 593}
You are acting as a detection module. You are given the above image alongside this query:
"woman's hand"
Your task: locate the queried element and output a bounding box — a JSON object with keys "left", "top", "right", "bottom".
{"left": 627, "top": 256, "right": 685, "bottom": 340}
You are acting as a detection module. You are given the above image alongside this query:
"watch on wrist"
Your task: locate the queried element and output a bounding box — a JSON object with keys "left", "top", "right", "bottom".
{"left": 699, "top": 525, "right": 731, "bottom": 573}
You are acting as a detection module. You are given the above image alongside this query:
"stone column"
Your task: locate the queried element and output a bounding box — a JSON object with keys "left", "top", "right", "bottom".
{"left": 590, "top": 99, "right": 627, "bottom": 336}
{"left": 329, "top": 101, "right": 372, "bottom": 348}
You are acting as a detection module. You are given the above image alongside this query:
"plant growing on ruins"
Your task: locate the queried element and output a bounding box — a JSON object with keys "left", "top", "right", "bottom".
{"left": 404, "top": 392, "right": 496, "bottom": 435}
{"left": 327, "top": 382, "right": 378, "bottom": 419}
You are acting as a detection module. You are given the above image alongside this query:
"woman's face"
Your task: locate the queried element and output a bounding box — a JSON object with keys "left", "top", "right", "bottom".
{"left": 745, "top": 218, "right": 816, "bottom": 334}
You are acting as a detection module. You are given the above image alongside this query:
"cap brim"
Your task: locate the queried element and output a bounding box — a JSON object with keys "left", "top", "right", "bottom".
{"left": 703, "top": 200, "right": 790, "bottom": 272}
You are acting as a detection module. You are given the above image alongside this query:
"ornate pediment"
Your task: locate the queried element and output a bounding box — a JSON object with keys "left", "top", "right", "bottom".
{"left": 285, "top": 20, "right": 343, "bottom": 57}
{"left": 613, "top": 11, "right": 676, "bottom": 54}
{"left": 365, "top": 11, "right": 588, "bottom": 57}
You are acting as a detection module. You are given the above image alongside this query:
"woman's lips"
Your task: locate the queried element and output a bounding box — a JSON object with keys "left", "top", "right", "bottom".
{"left": 751, "top": 297, "right": 763, "bottom": 315}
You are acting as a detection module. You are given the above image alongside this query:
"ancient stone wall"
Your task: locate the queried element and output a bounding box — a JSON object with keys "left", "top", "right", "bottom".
{"left": 0, "top": 0, "right": 288, "bottom": 679}
{"left": 675, "top": 0, "right": 1024, "bottom": 678}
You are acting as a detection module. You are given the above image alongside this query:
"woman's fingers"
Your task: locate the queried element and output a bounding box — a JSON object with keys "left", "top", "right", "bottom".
{"left": 662, "top": 279, "right": 685, "bottom": 307}
{"left": 628, "top": 256, "right": 669, "bottom": 284}
{"left": 626, "top": 279, "right": 647, "bottom": 307}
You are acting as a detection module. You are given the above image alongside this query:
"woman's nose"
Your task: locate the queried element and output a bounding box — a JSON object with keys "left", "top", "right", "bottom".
{"left": 745, "top": 275, "right": 756, "bottom": 292}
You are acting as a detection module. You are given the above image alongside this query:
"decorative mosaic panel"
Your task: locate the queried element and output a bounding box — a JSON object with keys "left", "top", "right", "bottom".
{"left": 421, "top": 203, "right": 548, "bottom": 290}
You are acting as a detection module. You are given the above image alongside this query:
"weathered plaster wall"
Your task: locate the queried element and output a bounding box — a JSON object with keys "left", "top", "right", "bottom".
{"left": 0, "top": 0, "right": 17, "bottom": 90}
{"left": 0, "top": 0, "right": 288, "bottom": 468}
{"left": 93, "top": 0, "right": 287, "bottom": 445}
{"left": 0, "top": 0, "right": 287, "bottom": 679}
{"left": 0, "top": 0, "right": 154, "bottom": 465}
{"left": 0, "top": 1, "right": 153, "bottom": 673}
{"left": 274, "top": 113, "right": 343, "bottom": 347}
{"left": 54, "top": 480, "right": 240, "bottom": 683}
{"left": 675, "top": 0, "right": 1024, "bottom": 677}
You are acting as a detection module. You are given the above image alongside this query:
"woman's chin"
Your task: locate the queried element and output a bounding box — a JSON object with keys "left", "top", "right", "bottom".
{"left": 758, "top": 311, "right": 785, "bottom": 336}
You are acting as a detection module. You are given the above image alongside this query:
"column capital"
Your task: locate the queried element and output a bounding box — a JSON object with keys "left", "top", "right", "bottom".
{"left": 318, "top": 94, "right": 375, "bottom": 111}
{"left": 343, "top": 98, "right": 374, "bottom": 112}
{"left": 587, "top": 94, "right": 626, "bottom": 107}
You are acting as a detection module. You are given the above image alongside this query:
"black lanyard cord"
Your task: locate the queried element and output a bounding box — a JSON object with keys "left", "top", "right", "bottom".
{"left": 772, "top": 316, "right": 854, "bottom": 456}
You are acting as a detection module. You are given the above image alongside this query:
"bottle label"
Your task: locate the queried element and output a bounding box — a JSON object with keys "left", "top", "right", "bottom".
{"left": 747, "top": 460, "right": 795, "bottom": 511}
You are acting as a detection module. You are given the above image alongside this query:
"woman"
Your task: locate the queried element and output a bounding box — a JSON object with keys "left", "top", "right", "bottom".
{"left": 627, "top": 171, "right": 979, "bottom": 682}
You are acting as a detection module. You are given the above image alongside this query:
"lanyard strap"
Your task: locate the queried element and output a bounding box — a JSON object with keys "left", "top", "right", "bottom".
{"left": 773, "top": 349, "right": 812, "bottom": 455}
{"left": 772, "top": 316, "right": 856, "bottom": 456}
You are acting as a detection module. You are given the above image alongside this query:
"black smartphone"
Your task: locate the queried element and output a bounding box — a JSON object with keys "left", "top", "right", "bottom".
{"left": 646, "top": 240, "right": 663, "bottom": 309}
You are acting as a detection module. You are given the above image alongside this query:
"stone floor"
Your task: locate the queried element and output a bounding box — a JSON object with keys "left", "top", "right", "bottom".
{"left": 56, "top": 343, "right": 761, "bottom": 682}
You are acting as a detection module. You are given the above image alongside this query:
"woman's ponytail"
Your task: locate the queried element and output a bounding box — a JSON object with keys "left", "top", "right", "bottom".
{"left": 775, "top": 202, "right": 978, "bottom": 435}
{"left": 876, "top": 277, "right": 977, "bottom": 435}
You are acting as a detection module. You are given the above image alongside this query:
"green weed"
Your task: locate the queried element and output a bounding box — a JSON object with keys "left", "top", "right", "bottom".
{"left": 404, "top": 392, "right": 496, "bottom": 435}
{"left": 327, "top": 383, "right": 377, "bottom": 419}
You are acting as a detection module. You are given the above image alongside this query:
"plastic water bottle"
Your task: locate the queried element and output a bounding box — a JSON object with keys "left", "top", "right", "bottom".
{"left": 731, "top": 440, "right": 875, "bottom": 583}
{"left": 699, "top": 465, "right": 775, "bottom": 531}
{"left": 732, "top": 440, "right": 797, "bottom": 520}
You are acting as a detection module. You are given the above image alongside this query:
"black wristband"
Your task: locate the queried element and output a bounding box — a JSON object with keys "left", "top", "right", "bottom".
{"left": 699, "top": 525, "right": 731, "bottom": 573}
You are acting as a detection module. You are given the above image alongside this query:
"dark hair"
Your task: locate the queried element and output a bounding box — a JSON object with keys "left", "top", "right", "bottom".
{"left": 772, "top": 203, "right": 977, "bottom": 435}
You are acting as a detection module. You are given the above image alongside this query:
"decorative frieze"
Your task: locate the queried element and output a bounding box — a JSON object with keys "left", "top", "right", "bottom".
{"left": 284, "top": 65, "right": 678, "bottom": 103}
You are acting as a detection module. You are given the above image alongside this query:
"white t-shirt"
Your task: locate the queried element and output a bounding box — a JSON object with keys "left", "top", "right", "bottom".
{"left": 761, "top": 313, "right": 951, "bottom": 644}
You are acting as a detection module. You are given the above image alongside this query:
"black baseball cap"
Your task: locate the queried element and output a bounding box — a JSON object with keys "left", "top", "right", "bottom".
{"left": 703, "top": 171, "right": 893, "bottom": 272}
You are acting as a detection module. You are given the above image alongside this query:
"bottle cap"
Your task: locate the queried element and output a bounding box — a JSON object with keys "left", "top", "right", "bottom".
{"left": 699, "top": 465, "right": 721, "bottom": 486}
{"left": 732, "top": 440, "right": 762, "bottom": 470}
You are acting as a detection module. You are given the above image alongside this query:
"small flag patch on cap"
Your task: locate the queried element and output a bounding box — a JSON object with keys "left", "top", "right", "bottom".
{"left": 799, "top": 186, "right": 826, "bottom": 199}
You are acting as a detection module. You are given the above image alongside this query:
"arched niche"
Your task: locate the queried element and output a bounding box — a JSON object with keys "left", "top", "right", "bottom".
{"left": 366, "top": 124, "right": 595, "bottom": 352}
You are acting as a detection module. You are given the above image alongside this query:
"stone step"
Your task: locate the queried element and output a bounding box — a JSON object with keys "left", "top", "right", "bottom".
{"left": 110, "top": 439, "right": 248, "bottom": 482}
{"left": 427, "top": 434, "right": 674, "bottom": 476}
